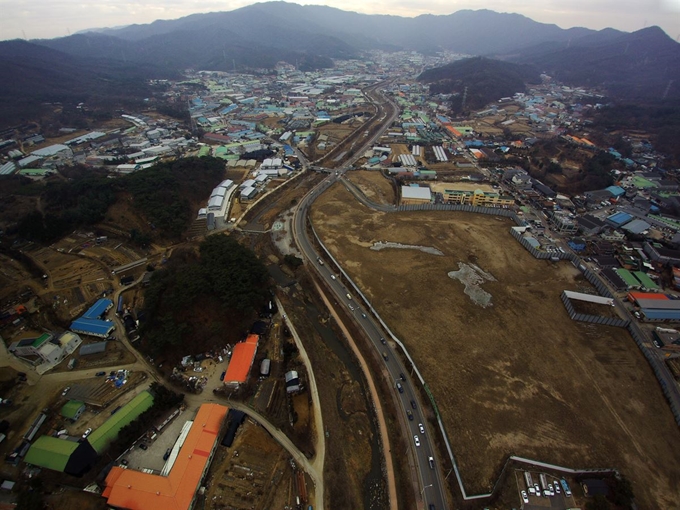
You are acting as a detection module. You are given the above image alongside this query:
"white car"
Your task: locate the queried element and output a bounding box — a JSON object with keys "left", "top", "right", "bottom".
{"left": 521, "top": 490, "right": 529, "bottom": 504}
{"left": 62, "top": 386, "right": 71, "bottom": 396}
{"left": 330, "top": 274, "right": 336, "bottom": 280}
{"left": 554, "top": 481, "right": 561, "bottom": 494}
{"left": 82, "top": 428, "right": 92, "bottom": 439}
{"left": 413, "top": 435, "right": 420, "bottom": 447}
{"left": 418, "top": 423, "right": 425, "bottom": 434}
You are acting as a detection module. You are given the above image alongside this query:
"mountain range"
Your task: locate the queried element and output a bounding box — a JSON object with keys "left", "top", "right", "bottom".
{"left": 0, "top": 1, "right": 679, "bottom": 128}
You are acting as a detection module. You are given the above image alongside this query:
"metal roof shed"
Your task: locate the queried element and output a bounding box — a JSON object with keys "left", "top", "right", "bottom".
{"left": 82, "top": 299, "right": 113, "bottom": 319}
{"left": 70, "top": 318, "right": 114, "bottom": 337}
{"left": 88, "top": 391, "right": 154, "bottom": 454}
{"left": 24, "top": 436, "right": 79, "bottom": 472}
{"left": 79, "top": 342, "right": 108, "bottom": 356}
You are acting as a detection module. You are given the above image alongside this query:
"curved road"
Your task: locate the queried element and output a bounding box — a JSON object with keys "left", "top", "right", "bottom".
{"left": 291, "top": 83, "right": 449, "bottom": 510}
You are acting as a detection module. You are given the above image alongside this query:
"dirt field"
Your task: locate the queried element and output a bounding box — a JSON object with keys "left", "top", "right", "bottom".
{"left": 310, "top": 183, "right": 680, "bottom": 508}
{"left": 347, "top": 170, "right": 395, "bottom": 205}
{"left": 203, "top": 419, "right": 299, "bottom": 510}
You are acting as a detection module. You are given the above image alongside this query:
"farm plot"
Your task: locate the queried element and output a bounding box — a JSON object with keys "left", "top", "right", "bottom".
{"left": 310, "top": 183, "right": 680, "bottom": 508}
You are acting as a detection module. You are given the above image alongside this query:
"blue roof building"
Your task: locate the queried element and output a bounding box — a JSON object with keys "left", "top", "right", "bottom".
{"left": 606, "top": 211, "right": 633, "bottom": 228}
{"left": 70, "top": 318, "right": 114, "bottom": 338}
{"left": 605, "top": 185, "right": 625, "bottom": 198}
{"left": 82, "top": 299, "right": 113, "bottom": 320}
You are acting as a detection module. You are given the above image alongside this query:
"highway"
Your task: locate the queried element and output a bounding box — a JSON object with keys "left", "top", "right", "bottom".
{"left": 291, "top": 83, "right": 448, "bottom": 510}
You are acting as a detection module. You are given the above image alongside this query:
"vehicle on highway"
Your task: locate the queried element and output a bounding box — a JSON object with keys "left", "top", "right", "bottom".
{"left": 413, "top": 435, "right": 420, "bottom": 447}
{"left": 62, "top": 386, "right": 71, "bottom": 396}
{"left": 346, "top": 293, "right": 352, "bottom": 300}
{"left": 406, "top": 410, "right": 413, "bottom": 421}
{"left": 382, "top": 351, "right": 388, "bottom": 360}
{"left": 410, "top": 400, "right": 417, "bottom": 409}
{"left": 396, "top": 382, "right": 404, "bottom": 393}
{"left": 428, "top": 456, "right": 435, "bottom": 469}
{"left": 330, "top": 274, "right": 336, "bottom": 280}
{"left": 349, "top": 304, "right": 354, "bottom": 311}
{"left": 317, "top": 257, "right": 324, "bottom": 265}
{"left": 399, "top": 372, "right": 405, "bottom": 381}
{"left": 521, "top": 490, "right": 529, "bottom": 504}
{"left": 418, "top": 423, "right": 425, "bottom": 434}
{"left": 95, "top": 371, "right": 106, "bottom": 377}
{"left": 361, "top": 313, "right": 367, "bottom": 318}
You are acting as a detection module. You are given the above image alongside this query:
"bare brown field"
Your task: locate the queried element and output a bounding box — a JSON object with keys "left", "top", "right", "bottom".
{"left": 347, "top": 170, "right": 395, "bottom": 205}
{"left": 388, "top": 143, "right": 410, "bottom": 158}
{"left": 310, "top": 183, "right": 680, "bottom": 508}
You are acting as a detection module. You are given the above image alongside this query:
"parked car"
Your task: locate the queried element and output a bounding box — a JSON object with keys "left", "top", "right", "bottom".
{"left": 61, "top": 386, "right": 70, "bottom": 396}
{"left": 139, "top": 443, "right": 148, "bottom": 450}
{"left": 82, "top": 428, "right": 92, "bottom": 439}
{"left": 521, "top": 490, "right": 529, "bottom": 504}
{"left": 163, "top": 448, "right": 171, "bottom": 460}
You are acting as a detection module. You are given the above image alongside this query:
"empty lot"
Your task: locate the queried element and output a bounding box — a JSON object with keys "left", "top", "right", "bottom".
{"left": 310, "top": 183, "right": 680, "bottom": 508}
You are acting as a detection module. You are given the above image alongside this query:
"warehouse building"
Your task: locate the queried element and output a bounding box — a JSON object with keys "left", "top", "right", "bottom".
{"left": 88, "top": 391, "right": 155, "bottom": 454}
{"left": 61, "top": 400, "right": 86, "bottom": 422}
{"left": 24, "top": 436, "right": 97, "bottom": 477}
{"left": 223, "top": 335, "right": 259, "bottom": 388}
{"left": 400, "top": 185, "right": 431, "bottom": 205}
{"left": 103, "top": 404, "right": 228, "bottom": 510}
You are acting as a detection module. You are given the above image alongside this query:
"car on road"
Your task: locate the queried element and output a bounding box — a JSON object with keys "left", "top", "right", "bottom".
{"left": 330, "top": 274, "right": 336, "bottom": 280}
{"left": 399, "top": 373, "right": 406, "bottom": 381}
{"left": 139, "top": 443, "right": 148, "bottom": 450}
{"left": 382, "top": 352, "right": 388, "bottom": 361}
{"left": 418, "top": 423, "right": 425, "bottom": 434}
{"left": 396, "top": 382, "right": 404, "bottom": 393}
{"left": 380, "top": 337, "right": 386, "bottom": 345}
{"left": 349, "top": 304, "right": 354, "bottom": 311}
{"left": 406, "top": 410, "right": 413, "bottom": 421}
{"left": 521, "top": 490, "right": 529, "bottom": 504}
{"left": 95, "top": 371, "right": 106, "bottom": 377}
{"left": 361, "top": 313, "right": 367, "bottom": 319}
{"left": 428, "top": 456, "right": 435, "bottom": 469}
{"left": 82, "top": 428, "right": 92, "bottom": 439}
{"left": 413, "top": 435, "right": 420, "bottom": 447}
{"left": 62, "top": 386, "right": 71, "bottom": 396}
{"left": 410, "top": 400, "right": 417, "bottom": 409}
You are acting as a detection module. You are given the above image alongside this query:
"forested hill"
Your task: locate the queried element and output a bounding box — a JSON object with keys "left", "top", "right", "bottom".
{"left": 14, "top": 157, "right": 225, "bottom": 244}
{"left": 417, "top": 57, "right": 541, "bottom": 112}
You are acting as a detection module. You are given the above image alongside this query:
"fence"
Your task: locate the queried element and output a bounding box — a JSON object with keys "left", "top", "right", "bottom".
{"left": 560, "top": 292, "right": 630, "bottom": 328}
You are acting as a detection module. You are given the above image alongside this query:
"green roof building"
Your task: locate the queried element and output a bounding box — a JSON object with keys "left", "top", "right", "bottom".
{"left": 61, "top": 400, "right": 86, "bottom": 422}
{"left": 25, "top": 436, "right": 79, "bottom": 472}
{"left": 633, "top": 271, "right": 659, "bottom": 290}
{"left": 88, "top": 391, "right": 154, "bottom": 454}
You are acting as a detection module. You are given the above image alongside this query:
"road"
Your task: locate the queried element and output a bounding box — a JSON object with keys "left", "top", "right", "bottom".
{"left": 291, "top": 83, "right": 448, "bottom": 510}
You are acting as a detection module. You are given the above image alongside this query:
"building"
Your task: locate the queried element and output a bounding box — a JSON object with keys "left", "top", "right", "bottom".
{"left": 9, "top": 331, "right": 82, "bottom": 368}
{"left": 88, "top": 391, "right": 154, "bottom": 454}
{"left": 103, "top": 404, "right": 228, "bottom": 510}
{"left": 24, "top": 435, "right": 97, "bottom": 477}
{"left": 432, "top": 182, "right": 513, "bottom": 207}
{"left": 61, "top": 400, "right": 86, "bottom": 422}
{"left": 285, "top": 370, "right": 301, "bottom": 393}
{"left": 644, "top": 242, "right": 680, "bottom": 266}
{"left": 400, "top": 185, "right": 431, "bottom": 205}
{"left": 223, "top": 335, "right": 258, "bottom": 387}
{"left": 550, "top": 211, "right": 578, "bottom": 233}
{"left": 79, "top": 341, "right": 108, "bottom": 356}
{"left": 70, "top": 299, "right": 115, "bottom": 338}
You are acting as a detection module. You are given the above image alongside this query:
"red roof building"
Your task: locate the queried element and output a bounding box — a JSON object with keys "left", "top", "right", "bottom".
{"left": 102, "top": 404, "right": 228, "bottom": 510}
{"left": 223, "top": 334, "right": 258, "bottom": 387}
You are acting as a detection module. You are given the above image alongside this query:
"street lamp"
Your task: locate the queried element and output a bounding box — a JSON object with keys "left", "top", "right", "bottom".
{"left": 421, "top": 484, "right": 432, "bottom": 496}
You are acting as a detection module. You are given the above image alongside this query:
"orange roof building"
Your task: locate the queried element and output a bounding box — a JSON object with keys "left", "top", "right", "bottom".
{"left": 223, "top": 334, "right": 259, "bottom": 387}
{"left": 103, "top": 403, "right": 228, "bottom": 510}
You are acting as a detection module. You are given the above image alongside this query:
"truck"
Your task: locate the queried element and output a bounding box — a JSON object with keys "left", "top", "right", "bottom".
{"left": 524, "top": 472, "right": 535, "bottom": 495}
{"left": 539, "top": 473, "right": 550, "bottom": 497}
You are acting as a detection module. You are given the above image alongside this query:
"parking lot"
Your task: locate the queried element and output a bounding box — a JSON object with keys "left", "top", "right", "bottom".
{"left": 515, "top": 470, "right": 576, "bottom": 509}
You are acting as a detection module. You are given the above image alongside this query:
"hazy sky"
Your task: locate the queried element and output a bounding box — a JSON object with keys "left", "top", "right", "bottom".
{"left": 2, "top": 0, "right": 680, "bottom": 41}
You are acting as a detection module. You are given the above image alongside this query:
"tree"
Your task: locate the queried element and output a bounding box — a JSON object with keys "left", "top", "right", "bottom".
{"left": 585, "top": 495, "right": 611, "bottom": 510}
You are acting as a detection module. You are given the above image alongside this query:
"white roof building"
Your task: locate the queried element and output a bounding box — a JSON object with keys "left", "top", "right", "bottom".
{"left": 401, "top": 186, "right": 432, "bottom": 202}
